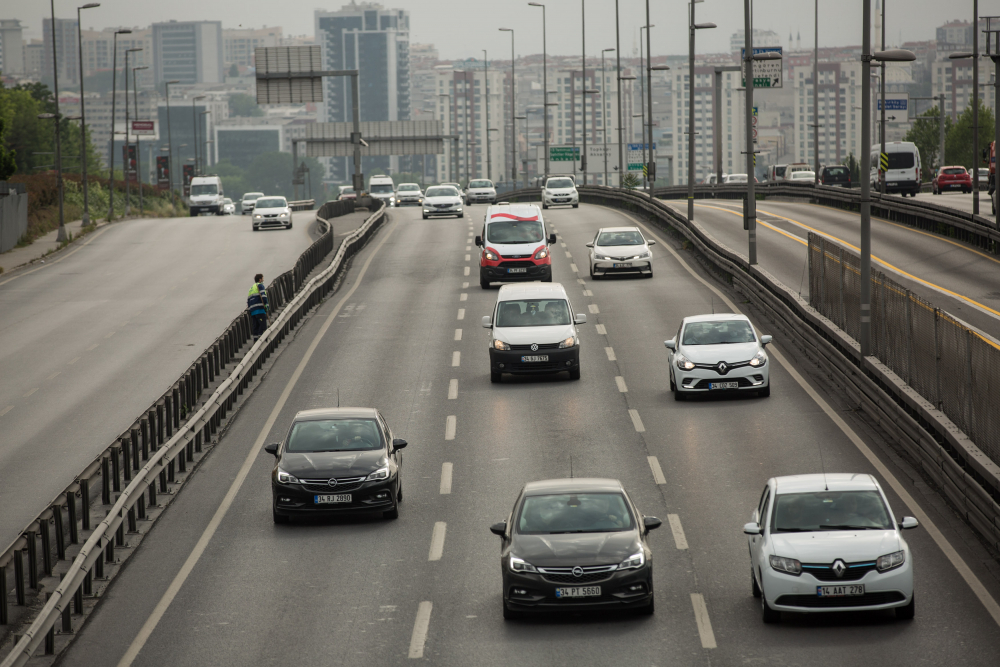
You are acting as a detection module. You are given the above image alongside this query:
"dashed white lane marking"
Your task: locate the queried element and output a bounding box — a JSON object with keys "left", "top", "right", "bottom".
{"left": 445, "top": 415, "right": 456, "bottom": 440}
{"left": 462, "top": 282, "right": 469, "bottom": 288}
{"left": 561, "top": 242, "right": 567, "bottom": 247}
{"left": 408, "top": 601, "right": 433, "bottom": 658}
{"left": 0, "top": 406, "right": 12, "bottom": 417}
{"left": 440, "top": 463, "right": 453, "bottom": 494}
{"left": 454, "top": 329, "right": 463, "bottom": 341}
{"left": 690, "top": 594, "right": 717, "bottom": 649}
{"left": 583, "top": 290, "right": 593, "bottom": 296}
{"left": 86, "top": 343, "right": 99, "bottom": 351}
{"left": 595, "top": 324, "right": 607, "bottom": 335}
{"left": 588, "top": 304, "right": 599, "bottom": 314}
{"left": 46, "top": 372, "right": 60, "bottom": 381}
{"left": 460, "top": 293, "right": 468, "bottom": 301}
{"left": 457, "top": 308, "right": 465, "bottom": 320}
{"left": 570, "top": 263, "right": 579, "bottom": 272}
{"left": 615, "top": 376, "right": 628, "bottom": 392}
{"left": 668, "top": 514, "right": 689, "bottom": 549}
{"left": 577, "top": 278, "right": 585, "bottom": 285}
{"left": 465, "top": 254, "right": 471, "bottom": 261}
{"left": 605, "top": 347, "right": 616, "bottom": 361}
{"left": 448, "top": 379, "right": 459, "bottom": 399}
{"left": 23, "top": 388, "right": 38, "bottom": 397}
{"left": 465, "top": 245, "right": 471, "bottom": 251}
{"left": 104, "top": 331, "right": 116, "bottom": 338}
{"left": 647, "top": 456, "right": 667, "bottom": 485}
{"left": 628, "top": 409, "right": 645, "bottom": 432}
{"left": 565, "top": 251, "right": 572, "bottom": 258}
{"left": 68, "top": 356, "right": 80, "bottom": 365}
{"left": 464, "top": 266, "right": 470, "bottom": 276}
{"left": 428, "top": 521, "right": 447, "bottom": 561}
{"left": 452, "top": 351, "right": 461, "bottom": 367}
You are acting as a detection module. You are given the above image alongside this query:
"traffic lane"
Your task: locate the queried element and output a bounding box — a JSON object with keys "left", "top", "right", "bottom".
{"left": 0, "top": 211, "right": 320, "bottom": 551}
{"left": 59, "top": 207, "right": 463, "bottom": 665}
{"left": 555, "top": 204, "right": 1000, "bottom": 664}
{"left": 912, "top": 191, "right": 995, "bottom": 218}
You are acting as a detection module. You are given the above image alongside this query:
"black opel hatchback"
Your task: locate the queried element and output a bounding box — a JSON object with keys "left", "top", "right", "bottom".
{"left": 264, "top": 407, "right": 407, "bottom": 523}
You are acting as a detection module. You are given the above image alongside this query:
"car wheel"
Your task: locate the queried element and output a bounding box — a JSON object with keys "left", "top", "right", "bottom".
{"left": 397, "top": 480, "right": 403, "bottom": 502}
{"left": 751, "top": 566, "right": 762, "bottom": 598}
{"left": 383, "top": 503, "right": 399, "bottom": 520}
{"left": 542, "top": 274, "right": 552, "bottom": 283}
{"left": 572, "top": 203, "right": 579, "bottom": 208}
{"left": 481, "top": 277, "right": 491, "bottom": 289}
{"left": 569, "top": 366, "right": 581, "bottom": 380}
{"left": 286, "top": 222, "right": 292, "bottom": 229}
{"left": 758, "top": 380, "right": 771, "bottom": 398}
{"left": 253, "top": 226, "right": 260, "bottom": 232}
{"left": 674, "top": 386, "right": 685, "bottom": 401}
{"left": 761, "top": 585, "right": 781, "bottom": 623}
{"left": 669, "top": 373, "right": 676, "bottom": 392}
{"left": 645, "top": 269, "right": 653, "bottom": 278}
{"left": 491, "top": 370, "right": 502, "bottom": 383}
{"left": 895, "top": 594, "right": 915, "bottom": 620}
{"left": 542, "top": 203, "right": 549, "bottom": 209}
{"left": 502, "top": 598, "right": 520, "bottom": 620}
{"left": 272, "top": 508, "right": 290, "bottom": 524}
{"left": 422, "top": 213, "right": 428, "bottom": 219}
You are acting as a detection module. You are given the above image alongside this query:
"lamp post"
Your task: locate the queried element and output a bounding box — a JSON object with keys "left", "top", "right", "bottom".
{"left": 602, "top": 48, "right": 615, "bottom": 185}
{"left": 639, "top": 24, "right": 652, "bottom": 193}
{"left": 38, "top": 113, "right": 65, "bottom": 237}
{"left": 814, "top": 0, "right": 820, "bottom": 184}
{"left": 620, "top": 74, "right": 637, "bottom": 184}
{"left": 107, "top": 28, "right": 130, "bottom": 221}
{"left": 528, "top": 3, "right": 548, "bottom": 177}
{"left": 76, "top": 3, "right": 100, "bottom": 227}
{"left": 48, "top": 0, "right": 67, "bottom": 241}
{"left": 985, "top": 18, "right": 1000, "bottom": 214}
{"left": 132, "top": 64, "right": 148, "bottom": 215}
{"left": 483, "top": 49, "right": 492, "bottom": 182}
{"left": 580, "top": 0, "right": 588, "bottom": 185}
{"left": 123, "top": 47, "right": 142, "bottom": 216}
{"left": 164, "top": 79, "right": 179, "bottom": 207}
{"left": 500, "top": 28, "right": 517, "bottom": 185}
{"left": 191, "top": 96, "right": 205, "bottom": 177}
{"left": 688, "top": 0, "right": 716, "bottom": 221}
{"left": 615, "top": 0, "right": 624, "bottom": 188}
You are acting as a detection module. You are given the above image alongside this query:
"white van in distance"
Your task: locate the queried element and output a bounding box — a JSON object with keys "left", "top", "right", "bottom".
{"left": 369, "top": 175, "right": 396, "bottom": 208}
{"left": 189, "top": 175, "right": 225, "bottom": 216}
{"left": 871, "top": 141, "right": 922, "bottom": 197}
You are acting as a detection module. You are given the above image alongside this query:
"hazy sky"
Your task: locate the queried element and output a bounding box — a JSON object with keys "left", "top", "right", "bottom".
{"left": 16, "top": 1, "right": 995, "bottom": 61}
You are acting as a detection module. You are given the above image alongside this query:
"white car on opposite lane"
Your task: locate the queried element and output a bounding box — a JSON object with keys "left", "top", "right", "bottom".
{"left": 396, "top": 183, "right": 424, "bottom": 206}
{"left": 586, "top": 226, "right": 655, "bottom": 279}
{"left": 744, "top": 474, "right": 918, "bottom": 623}
{"left": 252, "top": 196, "right": 293, "bottom": 231}
{"left": 465, "top": 179, "right": 497, "bottom": 205}
{"left": 422, "top": 186, "right": 465, "bottom": 219}
{"left": 241, "top": 192, "right": 264, "bottom": 215}
{"left": 664, "top": 313, "right": 771, "bottom": 399}
{"left": 542, "top": 176, "right": 579, "bottom": 209}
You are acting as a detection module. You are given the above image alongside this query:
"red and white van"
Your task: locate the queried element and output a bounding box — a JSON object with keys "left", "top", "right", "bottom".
{"left": 474, "top": 204, "right": 557, "bottom": 289}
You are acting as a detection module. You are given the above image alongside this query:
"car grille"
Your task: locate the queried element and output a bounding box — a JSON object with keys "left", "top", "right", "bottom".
{"left": 502, "top": 254, "right": 530, "bottom": 259}
{"left": 510, "top": 343, "right": 561, "bottom": 351}
{"left": 775, "top": 591, "right": 905, "bottom": 608}
{"left": 538, "top": 565, "right": 617, "bottom": 584}
{"left": 692, "top": 377, "right": 755, "bottom": 389}
{"left": 264, "top": 214, "right": 278, "bottom": 218}
{"left": 434, "top": 204, "right": 455, "bottom": 209}
{"left": 499, "top": 261, "right": 534, "bottom": 268}
{"left": 299, "top": 476, "right": 367, "bottom": 493}
{"left": 801, "top": 561, "right": 878, "bottom": 582}
{"left": 692, "top": 360, "right": 751, "bottom": 372}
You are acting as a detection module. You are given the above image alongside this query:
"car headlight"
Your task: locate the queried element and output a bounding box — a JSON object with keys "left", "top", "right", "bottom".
{"left": 675, "top": 352, "right": 695, "bottom": 371}
{"left": 279, "top": 212, "right": 289, "bottom": 218}
{"left": 484, "top": 250, "right": 499, "bottom": 261}
{"left": 877, "top": 550, "right": 905, "bottom": 572}
{"left": 534, "top": 247, "right": 549, "bottom": 260}
{"left": 366, "top": 466, "right": 390, "bottom": 481}
{"left": 253, "top": 214, "right": 262, "bottom": 220}
{"left": 748, "top": 350, "right": 767, "bottom": 367}
{"left": 595, "top": 254, "right": 610, "bottom": 260}
{"left": 276, "top": 468, "right": 299, "bottom": 484}
{"left": 509, "top": 554, "right": 538, "bottom": 573}
{"left": 617, "top": 549, "right": 645, "bottom": 570}
{"left": 638, "top": 251, "right": 651, "bottom": 259}
{"left": 493, "top": 339, "right": 510, "bottom": 351}
{"left": 769, "top": 555, "right": 801, "bottom": 576}
{"left": 558, "top": 336, "right": 577, "bottom": 348}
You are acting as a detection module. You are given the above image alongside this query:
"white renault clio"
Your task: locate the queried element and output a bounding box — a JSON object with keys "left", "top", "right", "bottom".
{"left": 744, "top": 474, "right": 918, "bottom": 623}
{"left": 664, "top": 314, "right": 771, "bottom": 399}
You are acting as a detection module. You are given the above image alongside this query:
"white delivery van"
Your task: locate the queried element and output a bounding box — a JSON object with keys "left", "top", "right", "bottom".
{"left": 870, "top": 142, "right": 922, "bottom": 197}
{"left": 189, "top": 175, "right": 225, "bottom": 216}
{"left": 369, "top": 175, "right": 396, "bottom": 208}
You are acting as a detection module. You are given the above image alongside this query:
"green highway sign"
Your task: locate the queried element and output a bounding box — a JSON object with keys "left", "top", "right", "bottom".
{"left": 550, "top": 147, "right": 580, "bottom": 161}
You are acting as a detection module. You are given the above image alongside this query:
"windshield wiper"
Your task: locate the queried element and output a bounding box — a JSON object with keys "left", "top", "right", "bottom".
{"left": 817, "top": 524, "right": 881, "bottom": 530}
{"left": 773, "top": 527, "right": 813, "bottom": 532}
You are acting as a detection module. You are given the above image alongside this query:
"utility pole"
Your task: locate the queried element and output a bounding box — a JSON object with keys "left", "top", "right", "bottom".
{"left": 107, "top": 28, "right": 130, "bottom": 221}
{"left": 615, "top": 0, "right": 623, "bottom": 187}
{"left": 77, "top": 3, "right": 100, "bottom": 227}
{"left": 645, "top": 0, "right": 654, "bottom": 195}
{"left": 814, "top": 0, "right": 821, "bottom": 184}
{"left": 879, "top": 0, "right": 886, "bottom": 196}
{"left": 49, "top": 0, "right": 66, "bottom": 242}
{"left": 529, "top": 3, "right": 549, "bottom": 178}
{"left": 581, "top": 0, "right": 588, "bottom": 185}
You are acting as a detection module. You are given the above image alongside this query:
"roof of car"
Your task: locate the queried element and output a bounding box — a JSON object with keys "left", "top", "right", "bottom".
{"left": 773, "top": 473, "right": 879, "bottom": 494}
{"left": 293, "top": 407, "right": 378, "bottom": 421}
{"left": 498, "top": 282, "right": 568, "bottom": 299}
{"left": 486, "top": 203, "right": 542, "bottom": 220}
{"left": 597, "top": 226, "right": 641, "bottom": 233}
{"left": 682, "top": 313, "right": 751, "bottom": 324}
{"left": 523, "top": 478, "right": 623, "bottom": 495}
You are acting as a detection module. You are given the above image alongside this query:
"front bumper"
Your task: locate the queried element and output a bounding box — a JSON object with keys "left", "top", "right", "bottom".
{"left": 253, "top": 216, "right": 291, "bottom": 230}
{"left": 503, "top": 563, "right": 653, "bottom": 612}
{"left": 424, "top": 205, "right": 464, "bottom": 217}
{"left": 480, "top": 263, "right": 551, "bottom": 283}
{"left": 674, "top": 363, "right": 768, "bottom": 393}
{"left": 398, "top": 197, "right": 422, "bottom": 206}
{"left": 190, "top": 204, "right": 221, "bottom": 215}
{"left": 272, "top": 477, "right": 397, "bottom": 517}
{"left": 543, "top": 194, "right": 579, "bottom": 206}
{"left": 467, "top": 192, "right": 496, "bottom": 204}
{"left": 761, "top": 558, "right": 913, "bottom": 613}
{"left": 490, "top": 345, "right": 579, "bottom": 375}
{"left": 592, "top": 258, "right": 651, "bottom": 276}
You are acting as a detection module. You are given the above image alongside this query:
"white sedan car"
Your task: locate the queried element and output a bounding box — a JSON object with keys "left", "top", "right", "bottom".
{"left": 252, "top": 196, "right": 293, "bottom": 231}
{"left": 465, "top": 179, "right": 497, "bottom": 205}
{"left": 586, "top": 226, "right": 655, "bottom": 279}
{"left": 396, "top": 183, "right": 424, "bottom": 206}
{"left": 542, "top": 176, "right": 579, "bottom": 209}
{"left": 744, "top": 474, "right": 918, "bottom": 623}
{"left": 422, "top": 185, "right": 464, "bottom": 219}
{"left": 664, "top": 314, "right": 771, "bottom": 399}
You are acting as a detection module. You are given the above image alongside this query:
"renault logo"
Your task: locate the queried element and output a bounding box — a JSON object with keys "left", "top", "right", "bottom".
{"left": 327, "top": 478, "right": 338, "bottom": 488}
{"left": 716, "top": 362, "right": 729, "bottom": 375}
{"left": 531, "top": 343, "right": 539, "bottom": 351}
{"left": 832, "top": 559, "right": 847, "bottom": 578}
{"left": 572, "top": 566, "right": 584, "bottom": 578}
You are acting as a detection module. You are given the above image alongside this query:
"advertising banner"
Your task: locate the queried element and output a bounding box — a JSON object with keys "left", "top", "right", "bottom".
{"left": 156, "top": 156, "right": 170, "bottom": 190}
{"left": 131, "top": 120, "right": 156, "bottom": 136}
{"left": 123, "top": 144, "right": 137, "bottom": 183}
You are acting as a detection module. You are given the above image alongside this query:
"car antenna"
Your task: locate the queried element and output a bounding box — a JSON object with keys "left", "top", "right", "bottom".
{"left": 818, "top": 439, "right": 829, "bottom": 491}
{"left": 711, "top": 296, "right": 715, "bottom": 315}
{"left": 569, "top": 454, "right": 574, "bottom": 478}
{"left": 337, "top": 388, "right": 340, "bottom": 408}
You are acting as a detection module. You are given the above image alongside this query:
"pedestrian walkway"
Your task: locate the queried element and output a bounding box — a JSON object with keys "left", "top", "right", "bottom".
{"left": 0, "top": 217, "right": 97, "bottom": 274}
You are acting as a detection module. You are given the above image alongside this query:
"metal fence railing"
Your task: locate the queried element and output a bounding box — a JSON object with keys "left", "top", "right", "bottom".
{"left": 808, "top": 232, "right": 1000, "bottom": 469}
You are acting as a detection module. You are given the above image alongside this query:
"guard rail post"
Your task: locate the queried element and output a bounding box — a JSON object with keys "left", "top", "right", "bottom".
{"left": 0, "top": 566, "right": 6, "bottom": 624}
{"left": 137, "top": 487, "right": 146, "bottom": 520}
{"left": 156, "top": 403, "right": 164, "bottom": 445}
{"left": 114, "top": 505, "right": 124, "bottom": 547}
{"left": 148, "top": 473, "right": 157, "bottom": 507}
{"left": 110, "top": 446, "right": 120, "bottom": 493}
{"left": 39, "top": 514, "right": 51, "bottom": 576}
{"left": 79, "top": 481, "right": 90, "bottom": 531}
{"left": 26, "top": 529, "right": 37, "bottom": 589}
{"left": 172, "top": 385, "right": 180, "bottom": 426}
{"left": 53, "top": 505, "right": 65, "bottom": 560}
{"left": 66, "top": 490, "right": 78, "bottom": 544}
{"left": 163, "top": 397, "right": 173, "bottom": 439}
{"left": 130, "top": 428, "right": 140, "bottom": 471}
{"left": 120, "top": 438, "right": 131, "bottom": 483}
{"left": 100, "top": 457, "right": 110, "bottom": 505}
{"left": 13, "top": 552, "right": 24, "bottom": 606}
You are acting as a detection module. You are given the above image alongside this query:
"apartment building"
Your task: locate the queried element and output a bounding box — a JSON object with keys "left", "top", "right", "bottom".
{"left": 223, "top": 26, "right": 282, "bottom": 68}
{"left": 435, "top": 66, "right": 506, "bottom": 184}
{"left": 670, "top": 66, "right": 746, "bottom": 185}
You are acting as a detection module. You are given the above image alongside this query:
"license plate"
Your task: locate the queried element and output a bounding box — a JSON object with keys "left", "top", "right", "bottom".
{"left": 556, "top": 586, "right": 601, "bottom": 598}
{"left": 709, "top": 381, "right": 739, "bottom": 390}
{"left": 817, "top": 584, "right": 865, "bottom": 597}
{"left": 521, "top": 355, "right": 549, "bottom": 362}
{"left": 507, "top": 267, "right": 527, "bottom": 273}
{"left": 314, "top": 494, "right": 352, "bottom": 504}
{"left": 613, "top": 263, "right": 631, "bottom": 268}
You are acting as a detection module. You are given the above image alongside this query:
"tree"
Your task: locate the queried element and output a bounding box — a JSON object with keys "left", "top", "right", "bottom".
{"left": 903, "top": 107, "right": 951, "bottom": 179}
{"left": 845, "top": 152, "right": 860, "bottom": 185}
{"left": 945, "top": 97, "right": 995, "bottom": 172}
{"left": 0, "top": 115, "right": 16, "bottom": 179}
{"left": 622, "top": 172, "right": 640, "bottom": 189}
{"left": 228, "top": 93, "right": 263, "bottom": 118}
{"left": 228, "top": 63, "right": 239, "bottom": 78}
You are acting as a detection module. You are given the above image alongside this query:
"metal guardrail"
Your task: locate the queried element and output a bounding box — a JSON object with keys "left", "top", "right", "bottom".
{"left": 288, "top": 199, "right": 316, "bottom": 211}
{"left": 0, "top": 199, "right": 384, "bottom": 664}
{"left": 316, "top": 198, "right": 356, "bottom": 220}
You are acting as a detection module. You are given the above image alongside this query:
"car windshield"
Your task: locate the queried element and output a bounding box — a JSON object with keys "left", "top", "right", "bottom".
{"left": 771, "top": 490, "right": 893, "bottom": 532}
{"left": 244, "top": 193, "right": 263, "bottom": 201}
{"left": 486, "top": 219, "right": 544, "bottom": 244}
{"left": 398, "top": 184, "right": 420, "bottom": 191}
{"left": 370, "top": 184, "right": 394, "bottom": 194}
{"left": 255, "top": 198, "right": 286, "bottom": 209}
{"left": 547, "top": 178, "right": 575, "bottom": 189}
{"left": 426, "top": 187, "right": 457, "bottom": 197}
{"left": 682, "top": 320, "right": 756, "bottom": 345}
{"left": 341, "top": 187, "right": 355, "bottom": 194}
{"left": 496, "top": 299, "right": 571, "bottom": 327}
{"left": 224, "top": 198, "right": 232, "bottom": 204}
{"left": 943, "top": 168, "right": 966, "bottom": 175}
{"left": 887, "top": 152, "right": 915, "bottom": 169}
{"left": 597, "top": 230, "right": 644, "bottom": 246}
{"left": 190, "top": 184, "right": 218, "bottom": 195}
{"left": 286, "top": 418, "right": 383, "bottom": 453}
{"left": 469, "top": 180, "right": 493, "bottom": 188}
{"left": 517, "top": 492, "right": 634, "bottom": 534}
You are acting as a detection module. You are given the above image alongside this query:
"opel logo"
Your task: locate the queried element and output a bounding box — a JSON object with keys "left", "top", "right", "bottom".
{"left": 832, "top": 559, "right": 847, "bottom": 578}
{"left": 572, "top": 566, "right": 584, "bottom": 578}
{"left": 717, "top": 362, "right": 728, "bottom": 375}
{"left": 327, "top": 478, "right": 338, "bottom": 488}
{"left": 531, "top": 343, "right": 539, "bottom": 351}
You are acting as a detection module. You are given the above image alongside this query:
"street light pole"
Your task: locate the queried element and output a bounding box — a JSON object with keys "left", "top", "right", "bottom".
{"left": 529, "top": 3, "right": 549, "bottom": 178}
{"left": 602, "top": 48, "right": 614, "bottom": 185}
{"left": 814, "top": 0, "right": 820, "bottom": 184}
{"left": 744, "top": 0, "right": 756, "bottom": 264}
{"left": 500, "top": 28, "right": 517, "bottom": 185}
{"left": 986, "top": 18, "right": 1000, "bottom": 214}
{"left": 76, "top": 3, "right": 100, "bottom": 227}
{"left": 515, "top": 114, "right": 528, "bottom": 186}
{"left": 132, "top": 64, "right": 148, "bottom": 215}
{"left": 615, "top": 0, "right": 624, "bottom": 188}
{"left": 639, "top": 25, "right": 650, "bottom": 193}
{"left": 879, "top": 0, "right": 887, "bottom": 196}
{"left": 107, "top": 28, "right": 130, "bottom": 221}
{"left": 645, "top": 1, "right": 654, "bottom": 195}
{"left": 439, "top": 93, "right": 456, "bottom": 183}
{"left": 164, "top": 79, "right": 179, "bottom": 208}
{"left": 974, "top": 0, "right": 981, "bottom": 214}
{"left": 201, "top": 110, "right": 212, "bottom": 174}
{"left": 49, "top": 0, "right": 66, "bottom": 242}
{"left": 191, "top": 96, "right": 205, "bottom": 178}
{"left": 688, "top": 1, "right": 716, "bottom": 221}
{"left": 581, "top": 0, "right": 587, "bottom": 185}
{"left": 123, "top": 47, "right": 141, "bottom": 216}
{"left": 484, "top": 49, "right": 491, "bottom": 182}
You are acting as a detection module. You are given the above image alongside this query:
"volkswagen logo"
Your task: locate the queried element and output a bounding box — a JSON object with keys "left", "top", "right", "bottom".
{"left": 572, "top": 566, "right": 584, "bottom": 578}
{"left": 716, "top": 361, "right": 729, "bottom": 375}
{"left": 832, "top": 559, "right": 847, "bottom": 578}
{"left": 327, "top": 478, "right": 338, "bottom": 488}
{"left": 530, "top": 343, "right": 539, "bottom": 351}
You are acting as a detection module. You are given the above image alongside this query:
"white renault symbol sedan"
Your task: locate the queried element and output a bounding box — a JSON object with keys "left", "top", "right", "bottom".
{"left": 252, "top": 196, "right": 292, "bottom": 231}
{"left": 586, "top": 226, "right": 655, "bottom": 279}
{"left": 664, "top": 314, "right": 771, "bottom": 399}
{"left": 744, "top": 474, "right": 918, "bottom": 623}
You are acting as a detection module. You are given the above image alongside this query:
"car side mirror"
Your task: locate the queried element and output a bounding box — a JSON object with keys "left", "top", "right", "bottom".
{"left": 760, "top": 335, "right": 772, "bottom": 346}
{"left": 899, "top": 516, "right": 919, "bottom": 530}
{"left": 585, "top": 242, "right": 594, "bottom": 248}
{"left": 743, "top": 522, "right": 761, "bottom": 535}
{"left": 482, "top": 316, "right": 493, "bottom": 329}
{"left": 264, "top": 443, "right": 280, "bottom": 457}
{"left": 490, "top": 521, "right": 507, "bottom": 537}
{"left": 664, "top": 339, "right": 675, "bottom": 350}
{"left": 475, "top": 235, "right": 483, "bottom": 247}
{"left": 548, "top": 233, "right": 557, "bottom": 245}
{"left": 647, "top": 239, "right": 656, "bottom": 245}
{"left": 392, "top": 438, "right": 408, "bottom": 450}
{"left": 574, "top": 313, "right": 587, "bottom": 325}
{"left": 643, "top": 516, "right": 662, "bottom": 532}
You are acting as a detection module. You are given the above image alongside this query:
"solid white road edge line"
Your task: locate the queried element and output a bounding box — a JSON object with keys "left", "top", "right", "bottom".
{"left": 690, "top": 593, "right": 717, "bottom": 649}
{"left": 614, "top": 207, "right": 1000, "bottom": 628}
{"left": 440, "top": 463, "right": 453, "bottom": 494}
{"left": 448, "top": 379, "right": 458, "bottom": 399}
{"left": 445, "top": 415, "right": 456, "bottom": 440}
{"left": 428, "top": 522, "right": 447, "bottom": 561}
{"left": 646, "top": 456, "right": 667, "bottom": 485}
{"left": 668, "top": 514, "right": 689, "bottom": 549}
{"left": 115, "top": 219, "right": 400, "bottom": 667}
{"left": 408, "top": 601, "right": 433, "bottom": 659}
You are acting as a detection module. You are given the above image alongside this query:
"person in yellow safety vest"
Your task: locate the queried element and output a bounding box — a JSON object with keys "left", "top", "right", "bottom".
{"left": 247, "top": 273, "right": 270, "bottom": 341}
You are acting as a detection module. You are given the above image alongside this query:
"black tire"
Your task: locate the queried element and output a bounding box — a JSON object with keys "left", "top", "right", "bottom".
{"left": 286, "top": 223, "right": 293, "bottom": 229}
{"left": 397, "top": 480, "right": 403, "bottom": 502}
{"left": 674, "top": 387, "right": 685, "bottom": 401}
{"left": 253, "top": 226, "right": 260, "bottom": 232}
{"left": 542, "top": 274, "right": 552, "bottom": 283}
{"left": 761, "top": 586, "right": 780, "bottom": 623}
{"left": 751, "top": 566, "right": 762, "bottom": 598}
{"left": 569, "top": 366, "right": 581, "bottom": 380}
{"left": 383, "top": 504, "right": 399, "bottom": 520}
{"left": 481, "top": 277, "right": 491, "bottom": 289}
{"left": 272, "top": 509, "right": 290, "bottom": 524}
{"left": 491, "top": 370, "right": 502, "bottom": 383}
{"left": 759, "top": 380, "right": 771, "bottom": 398}
{"left": 572, "top": 203, "right": 579, "bottom": 208}
{"left": 422, "top": 213, "right": 428, "bottom": 219}
{"left": 895, "top": 595, "right": 915, "bottom": 620}
{"left": 669, "top": 373, "right": 676, "bottom": 392}
{"left": 190, "top": 208, "right": 197, "bottom": 217}
{"left": 644, "top": 269, "right": 653, "bottom": 278}
{"left": 502, "top": 599, "right": 520, "bottom": 620}
{"left": 542, "top": 203, "right": 549, "bottom": 209}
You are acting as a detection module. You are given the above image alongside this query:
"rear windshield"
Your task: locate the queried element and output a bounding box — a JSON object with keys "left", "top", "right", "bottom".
{"left": 255, "top": 198, "right": 286, "bottom": 209}
{"left": 469, "top": 180, "right": 493, "bottom": 188}
{"left": 190, "top": 184, "right": 218, "bottom": 195}
{"left": 486, "top": 219, "right": 544, "bottom": 244}
{"left": 286, "top": 418, "right": 382, "bottom": 453}
{"left": 887, "top": 152, "right": 915, "bottom": 169}
{"left": 546, "top": 178, "right": 575, "bottom": 189}
{"left": 682, "top": 320, "right": 756, "bottom": 345}
{"left": 943, "top": 167, "right": 966, "bottom": 175}
{"left": 426, "top": 187, "right": 458, "bottom": 197}
{"left": 496, "top": 299, "right": 571, "bottom": 327}
{"left": 597, "top": 230, "right": 644, "bottom": 246}
{"left": 774, "top": 166, "right": 787, "bottom": 177}
{"left": 825, "top": 167, "right": 848, "bottom": 176}
{"left": 771, "top": 491, "right": 892, "bottom": 533}
{"left": 517, "top": 493, "right": 634, "bottom": 534}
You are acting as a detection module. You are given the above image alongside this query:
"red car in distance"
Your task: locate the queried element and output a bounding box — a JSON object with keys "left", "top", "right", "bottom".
{"left": 932, "top": 166, "right": 972, "bottom": 195}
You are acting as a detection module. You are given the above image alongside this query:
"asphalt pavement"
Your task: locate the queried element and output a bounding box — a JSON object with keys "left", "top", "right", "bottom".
{"left": 910, "top": 190, "right": 995, "bottom": 217}
{"left": 55, "top": 203, "right": 1000, "bottom": 666}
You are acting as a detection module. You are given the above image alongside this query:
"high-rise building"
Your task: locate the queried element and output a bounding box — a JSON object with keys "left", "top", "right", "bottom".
{"left": 314, "top": 2, "right": 410, "bottom": 181}
{"left": 791, "top": 61, "right": 865, "bottom": 167}
{"left": 931, "top": 54, "right": 994, "bottom": 121}
{"left": 23, "top": 39, "right": 44, "bottom": 77}
{"left": 730, "top": 29, "right": 782, "bottom": 57}
{"left": 0, "top": 19, "right": 25, "bottom": 75}
{"left": 80, "top": 28, "right": 152, "bottom": 82}
{"left": 151, "top": 21, "right": 224, "bottom": 85}
{"left": 435, "top": 66, "right": 506, "bottom": 184}
{"left": 42, "top": 17, "right": 79, "bottom": 87}
{"left": 670, "top": 66, "right": 746, "bottom": 185}
{"left": 223, "top": 26, "right": 282, "bottom": 68}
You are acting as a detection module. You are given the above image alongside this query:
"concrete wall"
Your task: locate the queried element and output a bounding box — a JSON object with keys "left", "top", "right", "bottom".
{"left": 0, "top": 188, "right": 28, "bottom": 254}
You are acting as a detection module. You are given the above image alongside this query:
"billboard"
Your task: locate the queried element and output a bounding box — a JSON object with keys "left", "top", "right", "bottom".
{"left": 255, "top": 45, "right": 324, "bottom": 104}
{"left": 132, "top": 120, "right": 156, "bottom": 136}
{"left": 123, "top": 144, "right": 137, "bottom": 183}
{"left": 182, "top": 164, "right": 194, "bottom": 197}
{"left": 156, "top": 156, "right": 170, "bottom": 190}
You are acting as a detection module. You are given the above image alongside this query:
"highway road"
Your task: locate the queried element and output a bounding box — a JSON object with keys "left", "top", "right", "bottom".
{"left": 0, "top": 211, "right": 332, "bottom": 554}
{"left": 910, "top": 190, "right": 995, "bottom": 218}
{"left": 58, "top": 204, "right": 1000, "bottom": 666}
